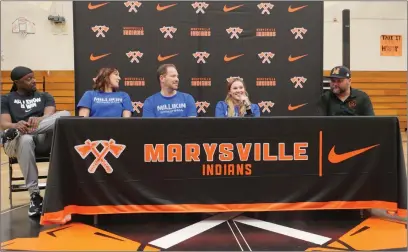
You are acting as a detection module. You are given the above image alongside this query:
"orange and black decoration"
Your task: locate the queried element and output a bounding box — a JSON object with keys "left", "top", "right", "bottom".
{"left": 39, "top": 116, "right": 407, "bottom": 225}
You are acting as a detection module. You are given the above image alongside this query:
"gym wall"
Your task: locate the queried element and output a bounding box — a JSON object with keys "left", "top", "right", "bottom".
{"left": 1, "top": 1, "right": 406, "bottom": 71}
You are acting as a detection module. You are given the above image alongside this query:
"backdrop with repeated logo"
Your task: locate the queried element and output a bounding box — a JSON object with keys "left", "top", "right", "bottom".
{"left": 73, "top": 1, "right": 323, "bottom": 116}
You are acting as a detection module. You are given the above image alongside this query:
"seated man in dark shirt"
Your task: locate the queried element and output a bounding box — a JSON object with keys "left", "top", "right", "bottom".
{"left": 318, "top": 66, "right": 375, "bottom": 116}
{"left": 0, "top": 66, "right": 70, "bottom": 217}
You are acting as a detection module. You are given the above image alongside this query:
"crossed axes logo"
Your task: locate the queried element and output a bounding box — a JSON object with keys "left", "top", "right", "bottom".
{"left": 193, "top": 52, "right": 210, "bottom": 63}
{"left": 124, "top": 1, "right": 142, "bottom": 13}
{"left": 74, "top": 139, "right": 126, "bottom": 174}
{"left": 196, "top": 101, "right": 210, "bottom": 113}
{"left": 126, "top": 51, "right": 143, "bottom": 63}
{"left": 192, "top": 2, "right": 209, "bottom": 14}
{"left": 257, "top": 2, "right": 274, "bottom": 14}
{"left": 291, "top": 27, "right": 307, "bottom": 39}
{"left": 258, "top": 52, "right": 275, "bottom": 64}
{"left": 132, "top": 101, "right": 144, "bottom": 113}
{"left": 226, "top": 27, "right": 243, "bottom": 39}
{"left": 160, "top": 26, "right": 177, "bottom": 38}
{"left": 91, "top": 25, "right": 109, "bottom": 37}
{"left": 290, "top": 76, "right": 307, "bottom": 88}
{"left": 258, "top": 101, "right": 275, "bottom": 113}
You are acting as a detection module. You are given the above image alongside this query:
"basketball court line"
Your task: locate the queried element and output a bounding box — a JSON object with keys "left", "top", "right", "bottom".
{"left": 1, "top": 204, "right": 29, "bottom": 214}
{"left": 148, "top": 212, "right": 243, "bottom": 249}
{"left": 233, "top": 215, "right": 332, "bottom": 245}
{"left": 226, "top": 219, "right": 244, "bottom": 251}
{"left": 232, "top": 219, "right": 252, "bottom": 251}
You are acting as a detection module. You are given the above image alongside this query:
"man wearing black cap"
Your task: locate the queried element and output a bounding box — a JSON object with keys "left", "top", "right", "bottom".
{"left": 1, "top": 66, "right": 70, "bottom": 217}
{"left": 317, "top": 66, "right": 375, "bottom": 116}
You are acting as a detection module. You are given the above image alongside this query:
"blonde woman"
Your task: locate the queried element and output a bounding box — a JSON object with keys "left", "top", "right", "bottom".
{"left": 215, "top": 77, "right": 260, "bottom": 117}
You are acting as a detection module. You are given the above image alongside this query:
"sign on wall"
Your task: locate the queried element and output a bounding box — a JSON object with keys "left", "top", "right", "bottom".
{"left": 380, "top": 35, "right": 402, "bottom": 56}
{"left": 73, "top": 1, "right": 324, "bottom": 117}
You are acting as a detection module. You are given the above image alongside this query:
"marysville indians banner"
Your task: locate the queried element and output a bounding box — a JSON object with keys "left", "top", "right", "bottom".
{"left": 40, "top": 117, "right": 407, "bottom": 224}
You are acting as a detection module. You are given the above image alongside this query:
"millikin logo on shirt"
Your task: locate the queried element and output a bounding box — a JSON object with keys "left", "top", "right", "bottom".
{"left": 157, "top": 103, "right": 186, "bottom": 111}
{"left": 93, "top": 97, "right": 123, "bottom": 103}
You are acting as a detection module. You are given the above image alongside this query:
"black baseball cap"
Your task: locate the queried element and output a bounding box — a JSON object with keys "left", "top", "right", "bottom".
{"left": 325, "top": 66, "right": 351, "bottom": 79}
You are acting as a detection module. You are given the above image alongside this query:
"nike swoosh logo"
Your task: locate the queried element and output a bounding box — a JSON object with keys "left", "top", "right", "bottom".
{"left": 89, "top": 53, "right": 111, "bottom": 61}
{"left": 328, "top": 144, "right": 380, "bottom": 164}
{"left": 224, "top": 54, "right": 244, "bottom": 62}
{"left": 288, "top": 54, "right": 308, "bottom": 62}
{"left": 157, "top": 3, "right": 177, "bottom": 11}
{"left": 223, "top": 4, "right": 244, "bottom": 12}
{"left": 288, "top": 103, "right": 307, "bottom": 111}
{"left": 88, "top": 2, "right": 109, "bottom": 10}
{"left": 288, "top": 5, "right": 308, "bottom": 12}
{"left": 158, "top": 54, "right": 178, "bottom": 61}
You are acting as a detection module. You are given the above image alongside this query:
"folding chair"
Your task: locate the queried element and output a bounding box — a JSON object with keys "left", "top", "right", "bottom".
{"left": 8, "top": 133, "right": 52, "bottom": 208}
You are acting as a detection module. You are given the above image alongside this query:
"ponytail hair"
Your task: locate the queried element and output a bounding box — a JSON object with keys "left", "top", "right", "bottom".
{"left": 10, "top": 83, "right": 17, "bottom": 92}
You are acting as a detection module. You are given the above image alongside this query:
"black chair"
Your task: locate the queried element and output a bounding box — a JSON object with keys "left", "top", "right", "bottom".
{"left": 8, "top": 133, "right": 52, "bottom": 208}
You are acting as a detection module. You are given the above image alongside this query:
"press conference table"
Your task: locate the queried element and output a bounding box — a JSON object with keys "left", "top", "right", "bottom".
{"left": 40, "top": 116, "right": 407, "bottom": 225}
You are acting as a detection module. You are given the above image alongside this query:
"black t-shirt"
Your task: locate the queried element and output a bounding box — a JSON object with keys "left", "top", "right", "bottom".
{"left": 317, "top": 88, "right": 375, "bottom": 116}
{"left": 1, "top": 91, "right": 56, "bottom": 123}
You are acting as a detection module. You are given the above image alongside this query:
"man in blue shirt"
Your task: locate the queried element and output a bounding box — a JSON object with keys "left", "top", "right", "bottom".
{"left": 142, "top": 64, "right": 197, "bottom": 118}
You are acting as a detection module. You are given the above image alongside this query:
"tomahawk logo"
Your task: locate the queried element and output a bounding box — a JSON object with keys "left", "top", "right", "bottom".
{"left": 124, "top": 1, "right": 142, "bottom": 13}
{"left": 132, "top": 101, "right": 144, "bottom": 113}
{"left": 258, "top": 52, "right": 275, "bottom": 64}
{"left": 160, "top": 26, "right": 177, "bottom": 38}
{"left": 258, "top": 101, "right": 275, "bottom": 113}
{"left": 91, "top": 25, "right": 109, "bottom": 37}
{"left": 196, "top": 101, "right": 210, "bottom": 113}
{"left": 226, "top": 27, "right": 243, "bottom": 39}
{"left": 74, "top": 139, "right": 126, "bottom": 174}
{"left": 291, "top": 27, "right": 307, "bottom": 39}
{"left": 290, "top": 76, "right": 307, "bottom": 88}
{"left": 126, "top": 51, "right": 143, "bottom": 63}
{"left": 193, "top": 52, "right": 210, "bottom": 63}
{"left": 257, "top": 2, "right": 274, "bottom": 14}
{"left": 192, "top": 2, "right": 209, "bottom": 14}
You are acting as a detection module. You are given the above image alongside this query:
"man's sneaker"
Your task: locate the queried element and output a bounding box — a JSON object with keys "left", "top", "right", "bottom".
{"left": 1, "top": 128, "right": 19, "bottom": 145}
{"left": 28, "top": 192, "right": 43, "bottom": 217}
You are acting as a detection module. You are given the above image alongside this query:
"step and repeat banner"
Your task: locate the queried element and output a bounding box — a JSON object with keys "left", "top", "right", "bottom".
{"left": 73, "top": 1, "right": 323, "bottom": 116}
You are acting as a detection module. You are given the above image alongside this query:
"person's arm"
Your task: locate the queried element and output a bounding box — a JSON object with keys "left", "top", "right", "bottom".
{"left": 122, "top": 93, "right": 134, "bottom": 118}
{"left": 79, "top": 108, "right": 90, "bottom": 117}
{"left": 251, "top": 103, "right": 261, "bottom": 117}
{"left": 0, "top": 95, "right": 30, "bottom": 133}
{"left": 77, "top": 91, "right": 92, "bottom": 117}
{"left": 215, "top": 101, "right": 227, "bottom": 117}
{"left": 186, "top": 95, "right": 197, "bottom": 117}
{"left": 142, "top": 98, "right": 155, "bottom": 118}
{"left": 27, "top": 92, "right": 56, "bottom": 130}
{"left": 42, "top": 92, "right": 56, "bottom": 117}
{"left": 0, "top": 95, "right": 12, "bottom": 130}
{"left": 360, "top": 94, "right": 375, "bottom": 116}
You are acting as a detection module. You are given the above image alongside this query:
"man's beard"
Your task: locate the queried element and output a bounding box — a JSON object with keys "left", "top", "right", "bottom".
{"left": 331, "top": 86, "right": 346, "bottom": 94}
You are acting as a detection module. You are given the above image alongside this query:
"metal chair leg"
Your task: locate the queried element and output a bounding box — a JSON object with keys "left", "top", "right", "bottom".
{"left": 9, "top": 160, "right": 13, "bottom": 209}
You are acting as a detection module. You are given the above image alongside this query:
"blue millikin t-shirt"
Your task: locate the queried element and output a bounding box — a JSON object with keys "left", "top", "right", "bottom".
{"left": 142, "top": 91, "right": 197, "bottom": 118}
{"left": 77, "top": 90, "right": 134, "bottom": 117}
